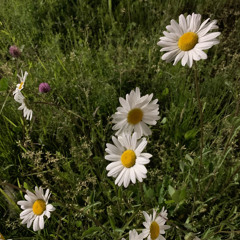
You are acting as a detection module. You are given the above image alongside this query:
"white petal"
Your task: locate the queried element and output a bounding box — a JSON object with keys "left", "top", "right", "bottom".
{"left": 179, "top": 14, "right": 187, "bottom": 32}
{"left": 33, "top": 216, "right": 40, "bottom": 231}
{"left": 39, "top": 215, "right": 44, "bottom": 229}
{"left": 181, "top": 51, "right": 188, "bottom": 66}
{"left": 173, "top": 51, "right": 185, "bottom": 65}
{"left": 198, "top": 32, "right": 221, "bottom": 42}
{"left": 123, "top": 170, "right": 130, "bottom": 188}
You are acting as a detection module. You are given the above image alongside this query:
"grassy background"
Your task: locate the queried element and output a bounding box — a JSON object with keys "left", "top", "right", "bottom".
{"left": 0, "top": 0, "right": 240, "bottom": 239}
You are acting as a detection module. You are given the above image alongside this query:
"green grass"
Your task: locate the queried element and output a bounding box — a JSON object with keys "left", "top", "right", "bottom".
{"left": 0, "top": 0, "right": 240, "bottom": 239}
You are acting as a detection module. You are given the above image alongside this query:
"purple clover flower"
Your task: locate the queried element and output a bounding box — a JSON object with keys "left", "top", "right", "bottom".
{"left": 39, "top": 83, "right": 51, "bottom": 93}
{"left": 9, "top": 45, "right": 21, "bottom": 58}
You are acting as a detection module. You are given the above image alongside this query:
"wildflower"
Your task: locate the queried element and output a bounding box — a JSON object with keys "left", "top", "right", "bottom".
{"left": 13, "top": 70, "right": 28, "bottom": 96}
{"left": 105, "top": 132, "right": 152, "bottom": 188}
{"left": 112, "top": 87, "right": 160, "bottom": 138}
{"left": 157, "top": 13, "right": 221, "bottom": 67}
{"left": 18, "top": 101, "right": 33, "bottom": 121}
{"left": 17, "top": 186, "right": 55, "bottom": 231}
{"left": 122, "top": 229, "right": 144, "bottom": 240}
{"left": 39, "top": 82, "right": 51, "bottom": 93}
{"left": 9, "top": 45, "right": 21, "bottom": 58}
{"left": 142, "top": 209, "right": 170, "bottom": 240}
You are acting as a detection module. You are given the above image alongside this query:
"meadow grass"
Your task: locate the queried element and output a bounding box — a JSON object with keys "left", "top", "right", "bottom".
{"left": 0, "top": 0, "right": 240, "bottom": 239}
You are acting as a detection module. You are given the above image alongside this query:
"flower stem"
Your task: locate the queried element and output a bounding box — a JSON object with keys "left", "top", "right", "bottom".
{"left": 193, "top": 63, "right": 203, "bottom": 195}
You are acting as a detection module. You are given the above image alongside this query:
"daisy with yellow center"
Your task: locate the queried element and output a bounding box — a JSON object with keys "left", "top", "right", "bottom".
{"left": 142, "top": 209, "right": 170, "bottom": 240}
{"left": 157, "top": 13, "right": 221, "bottom": 67}
{"left": 112, "top": 87, "right": 160, "bottom": 139}
{"left": 17, "top": 186, "right": 55, "bottom": 231}
{"left": 105, "top": 132, "right": 152, "bottom": 188}
{"left": 13, "top": 70, "right": 28, "bottom": 96}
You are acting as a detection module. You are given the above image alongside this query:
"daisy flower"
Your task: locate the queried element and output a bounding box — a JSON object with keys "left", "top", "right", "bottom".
{"left": 122, "top": 229, "right": 144, "bottom": 240}
{"left": 105, "top": 132, "right": 152, "bottom": 188}
{"left": 157, "top": 13, "right": 221, "bottom": 67}
{"left": 18, "top": 101, "right": 33, "bottom": 121}
{"left": 142, "top": 209, "right": 170, "bottom": 240}
{"left": 112, "top": 87, "right": 160, "bottom": 138}
{"left": 17, "top": 186, "right": 55, "bottom": 231}
{"left": 13, "top": 70, "right": 28, "bottom": 95}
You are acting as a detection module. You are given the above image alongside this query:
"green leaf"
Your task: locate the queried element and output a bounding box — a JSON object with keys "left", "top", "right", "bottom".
{"left": 0, "top": 78, "right": 8, "bottom": 91}
{"left": 184, "top": 129, "right": 198, "bottom": 140}
{"left": 82, "top": 227, "right": 102, "bottom": 237}
{"left": 168, "top": 185, "right": 175, "bottom": 197}
{"left": 76, "top": 221, "right": 82, "bottom": 228}
{"left": 172, "top": 187, "right": 187, "bottom": 204}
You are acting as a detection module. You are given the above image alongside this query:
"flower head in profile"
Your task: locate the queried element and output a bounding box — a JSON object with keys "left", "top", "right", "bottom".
{"left": 142, "top": 209, "right": 170, "bottom": 240}
{"left": 112, "top": 87, "right": 160, "bottom": 138}
{"left": 18, "top": 101, "right": 33, "bottom": 121}
{"left": 9, "top": 45, "right": 21, "bottom": 58}
{"left": 17, "top": 186, "right": 55, "bottom": 231}
{"left": 157, "top": 13, "right": 221, "bottom": 67}
{"left": 13, "top": 70, "right": 28, "bottom": 95}
{"left": 105, "top": 132, "right": 152, "bottom": 188}
{"left": 39, "top": 82, "right": 51, "bottom": 93}
{"left": 122, "top": 229, "right": 144, "bottom": 240}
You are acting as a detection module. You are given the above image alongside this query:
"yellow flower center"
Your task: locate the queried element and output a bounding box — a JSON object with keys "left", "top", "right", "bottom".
{"left": 178, "top": 32, "right": 198, "bottom": 51}
{"left": 121, "top": 150, "right": 136, "bottom": 168}
{"left": 127, "top": 108, "right": 143, "bottom": 125}
{"left": 0, "top": 233, "right": 5, "bottom": 240}
{"left": 32, "top": 199, "right": 46, "bottom": 215}
{"left": 18, "top": 81, "right": 24, "bottom": 90}
{"left": 150, "top": 221, "right": 160, "bottom": 240}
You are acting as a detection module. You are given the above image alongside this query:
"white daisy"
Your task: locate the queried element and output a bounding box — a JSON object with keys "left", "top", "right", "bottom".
{"left": 13, "top": 70, "right": 28, "bottom": 95}
{"left": 142, "top": 209, "right": 170, "bottom": 240}
{"left": 112, "top": 87, "right": 160, "bottom": 138}
{"left": 122, "top": 229, "right": 144, "bottom": 240}
{"left": 157, "top": 13, "right": 221, "bottom": 67}
{"left": 18, "top": 101, "right": 33, "bottom": 121}
{"left": 13, "top": 89, "right": 33, "bottom": 121}
{"left": 105, "top": 132, "right": 152, "bottom": 188}
{"left": 17, "top": 186, "right": 55, "bottom": 231}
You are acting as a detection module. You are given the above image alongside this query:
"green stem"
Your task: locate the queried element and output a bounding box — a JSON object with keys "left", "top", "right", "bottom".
{"left": 193, "top": 63, "right": 203, "bottom": 197}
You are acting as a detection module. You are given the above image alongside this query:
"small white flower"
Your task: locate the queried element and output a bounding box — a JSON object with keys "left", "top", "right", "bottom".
{"left": 13, "top": 70, "right": 28, "bottom": 95}
{"left": 17, "top": 186, "right": 55, "bottom": 231}
{"left": 18, "top": 102, "right": 33, "bottom": 121}
{"left": 193, "top": 237, "right": 201, "bottom": 240}
{"left": 112, "top": 87, "right": 160, "bottom": 138}
{"left": 142, "top": 209, "right": 170, "bottom": 240}
{"left": 157, "top": 13, "right": 221, "bottom": 67}
{"left": 122, "top": 229, "right": 144, "bottom": 240}
{"left": 13, "top": 89, "right": 33, "bottom": 121}
{"left": 105, "top": 132, "right": 152, "bottom": 188}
